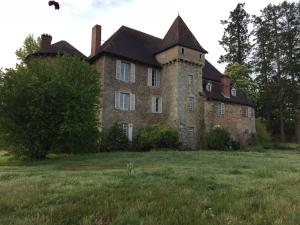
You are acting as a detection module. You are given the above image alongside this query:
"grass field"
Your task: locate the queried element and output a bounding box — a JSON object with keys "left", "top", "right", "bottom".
{"left": 0, "top": 150, "right": 299, "bottom": 225}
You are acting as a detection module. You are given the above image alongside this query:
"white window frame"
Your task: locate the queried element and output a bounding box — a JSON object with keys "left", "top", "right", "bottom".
{"left": 217, "top": 102, "right": 225, "bottom": 115}
{"left": 188, "top": 127, "right": 195, "bottom": 136}
{"left": 206, "top": 82, "right": 212, "bottom": 92}
{"left": 148, "top": 68, "right": 160, "bottom": 87}
{"left": 246, "top": 107, "right": 252, "bottom": 118}
{"left": 231, "top": 87, "right": 236, "bottom": 96}
{"left": 120, "top": 62, "right": 130, "bottom": 82}
{"left": 119, "top": 92, "right": 130, "bottom": 111}
{"left": 115, "top": 91, "right": 135, "bottom": 111}
{"left": 188, "top": 97, "right": 195, "bottom": 112}
{"left": 188, "top": 75, "right": 193, "bottom": 87}
{"left": 152, "top": 96, "right": 162, "bottom": 113}
{"left": 116, "top": 60, "right": 135, "bottom": 83}
{"left": 120, "top": 123, "right": 133, "bottom": 141}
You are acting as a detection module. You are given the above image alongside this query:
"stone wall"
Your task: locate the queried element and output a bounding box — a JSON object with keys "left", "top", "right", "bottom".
{"left": 204, "top": 100, "right": 256, "bottom": 145}
{"left": 94, "top": 55, "right": 164, "bottom": 137}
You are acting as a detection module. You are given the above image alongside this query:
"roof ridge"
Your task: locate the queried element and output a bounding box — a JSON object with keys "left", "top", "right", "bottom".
{"left": 121, "top": 25, "right": 162, "bottom": 41}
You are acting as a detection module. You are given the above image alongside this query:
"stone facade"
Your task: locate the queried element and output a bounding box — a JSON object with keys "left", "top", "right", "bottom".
{"left": 204, "top": 101, "right": 256, "bottom": 145}
{"left": 93, "top": 43, "right": 256, "bottom": 148}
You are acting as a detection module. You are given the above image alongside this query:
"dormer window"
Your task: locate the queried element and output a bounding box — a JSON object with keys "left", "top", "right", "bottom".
{"left": 206, "top": 82, "right": 212, "bottom": 92}
{"left": 231, "top": 87, "right": 236, "bottom": 96}
{"left": 181, "top": 48, "right": 185, "bottom": 55}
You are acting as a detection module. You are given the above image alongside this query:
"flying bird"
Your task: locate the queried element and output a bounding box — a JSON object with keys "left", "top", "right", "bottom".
{"left": 48, "top": 1, "right": 60, "bottom": 10}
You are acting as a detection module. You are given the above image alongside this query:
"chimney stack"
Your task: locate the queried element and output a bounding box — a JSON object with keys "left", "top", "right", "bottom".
{"left": 221, "top": 74, "right": 231, "bottom": 98}
{"left": 91, "top": 24, "right": 101, "bottom": 56}
{"left": 41, "top": 34, "right": 52, "bottom": 50}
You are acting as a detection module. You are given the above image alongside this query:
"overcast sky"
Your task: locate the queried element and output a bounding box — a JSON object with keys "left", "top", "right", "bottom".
{"left": 0, "top": 0, "right": 290, "bottom": 71}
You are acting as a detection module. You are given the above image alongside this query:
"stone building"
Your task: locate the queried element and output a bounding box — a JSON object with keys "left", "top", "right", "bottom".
{"left": 30, "top": 16, "right": 256, "bottom": 148}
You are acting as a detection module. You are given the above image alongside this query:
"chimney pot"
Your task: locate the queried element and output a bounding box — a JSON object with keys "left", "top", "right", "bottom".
{"left": 221, "top": 74, "right": 231, "bottom": 98}
{"left": 91, "top": 25, "right": 102, "bottom": 56}
{"left": 41, "top": 34, "right": 52, "bottom": 50}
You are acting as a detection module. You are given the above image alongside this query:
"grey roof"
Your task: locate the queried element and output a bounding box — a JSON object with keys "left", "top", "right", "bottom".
{"left": 29, "top": 41, "right": 87, "bottom": 59}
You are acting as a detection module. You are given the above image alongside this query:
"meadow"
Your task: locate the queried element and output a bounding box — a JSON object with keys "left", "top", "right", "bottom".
{"left": 0, "top": 150, "right": 299, "bottom": 225}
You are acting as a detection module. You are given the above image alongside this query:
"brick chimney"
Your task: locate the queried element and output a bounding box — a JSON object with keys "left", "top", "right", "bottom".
{"left": 91, "top": 24, "right": 101, "bottom": 56}
{"left": 40, "top": 34, "right": 52, "bottom": 50}
{"left": 221, "top": 74, "right": 231, "bottom": 98}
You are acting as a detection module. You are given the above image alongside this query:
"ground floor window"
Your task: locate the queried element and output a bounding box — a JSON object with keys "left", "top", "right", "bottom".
{"left": 120, "top": 123, "right": 133, "bottom": 141}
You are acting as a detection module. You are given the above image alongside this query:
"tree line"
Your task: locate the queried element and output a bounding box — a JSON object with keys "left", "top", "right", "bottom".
{"left": 219, "top": 1, "right": 300, "bottom": 142}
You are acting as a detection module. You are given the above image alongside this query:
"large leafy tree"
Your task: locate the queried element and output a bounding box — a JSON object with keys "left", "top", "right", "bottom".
{"left": 0, "top": 56, "right": 101, "bottom": 159}
{"left": 15, "top": 34, "right": 41, "bottom": 65}
{"left": 219, "top": 3, "right": 251, "bottom": 65}
{"left": 252, "top": 1, "right": 300, "bottom": 141}
{"left": 225, "top": 64, "right": 257, "bottom": 104}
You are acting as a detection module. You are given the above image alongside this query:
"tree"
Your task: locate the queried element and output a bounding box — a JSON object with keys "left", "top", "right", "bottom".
{"left": 15, "top": 34, "right": 41, "bottom": 65}
{"left": 0, "top": 56, "right": 100, "bottom": 159}
{"left": 219, "top": 3, "right": 251, "bottom": 65}
{"left": 252, "top": 1, "right": 300, "bottom": 142}
{"left": 224, "top": 64, "right": 257, "bottom": 104}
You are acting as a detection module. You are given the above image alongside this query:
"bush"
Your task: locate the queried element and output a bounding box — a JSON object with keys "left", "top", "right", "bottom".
{"left": 256, "top": 118, "right": 271, "bottom": 144}
{"left": 135, "top": 123, "right": 179, "bottom": 151}
{"left": 100, "top": 124, "right": 129, "bottom": 151}
{"left": 0, "top": 56, "right": 100, "bottom": 159}
{"left": 204, "top": 127, "right": 239, "bottom": 150}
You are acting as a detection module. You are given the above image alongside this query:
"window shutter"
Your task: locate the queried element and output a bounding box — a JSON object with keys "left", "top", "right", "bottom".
{"left": 128, "top": 123, "right": 133, "bottom": 141}
{"left": 130, "top": 63, "right": 135, "bottom": 83}
{"left": 130, "top": 94, "right": 135, "bottom": 111}
{"left": 148, "top": 68, "right": 152, "bottom": 86}
{"left": 157, "top": 72, "right": 160, "bottom": 87}
{"left": 116, "top": 60, "right": 121, "bottom": 80}
{"left": 159, "top": 97, "right": 162, "bottom": 113}
{"left": 115, "top": 91, "right": 120, "bottom": 109}
{"left": 151, "top": 97, "right": 155, "bottom": 113}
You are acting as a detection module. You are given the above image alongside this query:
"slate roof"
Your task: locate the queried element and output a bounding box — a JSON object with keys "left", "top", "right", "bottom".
{"left": 29, "top": 16, "right": 252, "bottom": 106}
{"left": 157, "top": 16, "right": 208, "bottom": 54}
{"left": 202, "top": 62, "right": 253, "bottom": 106}
{"left": 29, "top": 41, "right": 87, "bottom": 59}
{"left": 89, "top": 26, "right": 162, "bottom": 67}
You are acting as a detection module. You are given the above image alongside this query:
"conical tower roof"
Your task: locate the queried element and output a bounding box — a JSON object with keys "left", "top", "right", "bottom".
{"left": 158, "top": 15, "right": 208, "bottom": 54}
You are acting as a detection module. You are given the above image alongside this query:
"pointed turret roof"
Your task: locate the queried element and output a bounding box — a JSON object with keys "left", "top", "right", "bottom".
{"left": 157, "top": 16, "right": 208, "bottom": 54}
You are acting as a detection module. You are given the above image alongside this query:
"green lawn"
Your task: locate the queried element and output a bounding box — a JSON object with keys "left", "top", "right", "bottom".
{"left": 0, "top": 150, "right": 299, "bottom": 225}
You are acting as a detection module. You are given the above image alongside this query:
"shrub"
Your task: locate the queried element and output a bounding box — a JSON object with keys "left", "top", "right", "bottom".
{"left": 0, "top": 56, "right": 100, "bottom": 159}
{"left": 100, "top": 124, "right": 129, "bottom": 151}
{"left": 135, "top": 123, "right": 179, "bottom": 151}
{"left": 256, "top": 118, "right": 271, "bottom": 144}
{"left": 204, "top": 127, "right": 239, "bottom": 150}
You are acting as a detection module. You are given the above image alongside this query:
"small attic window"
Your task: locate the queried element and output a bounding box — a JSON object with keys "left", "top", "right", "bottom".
{"left": 206, "top": 82, "right": 212, "bottom": 92}
{"left": 199, "top": 54, "right": 202, "bottom": 59}
{"left": 181, "top": 48, "right": 185, "bottom": 55}
{"left": 231, "top": 87, "right": 237, "bottom": 96}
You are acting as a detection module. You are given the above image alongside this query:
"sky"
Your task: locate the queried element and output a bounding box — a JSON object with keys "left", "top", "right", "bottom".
{"left": 0, "top": 0, "right": 290, "bottom": 71}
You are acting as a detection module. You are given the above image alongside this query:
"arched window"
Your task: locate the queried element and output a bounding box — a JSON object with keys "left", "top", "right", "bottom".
{"left": 181, "top": 48, "right": 185, "bottom": 55}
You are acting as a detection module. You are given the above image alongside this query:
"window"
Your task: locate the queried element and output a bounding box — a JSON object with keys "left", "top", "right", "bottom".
{"left": 121, "top": 123, "right": 129, "bottom": 137}
{"left": 206, "top": 82, "right": 212, "bottom": 92}
{"left": 242, "top": 106, "right": 252, "bottom": 118}
{"left": 231, "top": 87, "right": 236, "bottom": 96}
{"left": 188, "top": 97, "right": 194, "bottom": 112}
{"left": 120, "top": 123, "right": 133, "bottom": 141}
{"left": 148, "top": 68, "right": 160, "bottom": 87}
{"left": 121, "top": 62, "right": 130, "bottom": 82}
{"left": 199, "top": 54, "right": 202, "bottom": 59}
{"left": 116, "top": 60, "right": 135, "bottom": 83}
{"left": 115, "top": 91, "right": 135, "bottom": 111}
{"left": 188, "top": 75, "right": 193, "bottom": 87}
{"left": 188, "top": 127, "right": 195, "bottom": 136}
{"left": 120, "top": 92, "right": 130, "bottom": 111}
{"left": 152, "top": 96, "right": 162, "bottom": 113}
{"left": 181, "top": 48, "right": 185, "bottom": 55}
{"left": 216, "top": 103, "right": 225, "bottom": 115}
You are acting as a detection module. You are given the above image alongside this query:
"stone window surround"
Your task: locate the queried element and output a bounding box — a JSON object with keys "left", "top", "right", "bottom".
{"left": 206, "top": 82, "right": 212, "bottom": 92}
{"left": 231, "top": 87, "right": 237, "bottom": 96}
{"left": 216, "top": 102, "right": 225, "bottom": 115}
{"left": 151, "top": 96, "right": 162, "bottom": 113}
{"left": 188, "top": 96, "right": 195, "bottom": 112}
